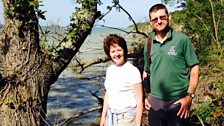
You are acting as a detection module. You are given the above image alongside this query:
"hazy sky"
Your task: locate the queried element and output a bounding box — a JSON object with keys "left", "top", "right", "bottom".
{"left": 0, "top": 0, "right": 177, "bottom": 28}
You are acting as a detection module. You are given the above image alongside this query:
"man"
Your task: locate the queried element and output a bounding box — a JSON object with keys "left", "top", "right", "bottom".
{"left": 143, "top": 4, "right": 200, "bottom": 126}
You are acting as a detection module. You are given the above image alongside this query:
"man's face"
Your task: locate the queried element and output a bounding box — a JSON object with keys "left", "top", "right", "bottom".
{"left": 150, "top": 9, "right": 170, "bottom": 32}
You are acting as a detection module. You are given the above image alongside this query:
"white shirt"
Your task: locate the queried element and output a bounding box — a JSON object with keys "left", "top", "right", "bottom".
{"left": 104, "top": 62, "right": 142, "bottom": 112}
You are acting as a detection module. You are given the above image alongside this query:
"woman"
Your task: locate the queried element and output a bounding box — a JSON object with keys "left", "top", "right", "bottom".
{"left": 100, "top": 34, "right": 143, "bottom": 126}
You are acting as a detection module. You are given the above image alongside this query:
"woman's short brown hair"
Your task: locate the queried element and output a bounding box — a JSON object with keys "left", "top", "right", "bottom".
{"left": 103, "top": 34, "right": 128, "bottom": 60}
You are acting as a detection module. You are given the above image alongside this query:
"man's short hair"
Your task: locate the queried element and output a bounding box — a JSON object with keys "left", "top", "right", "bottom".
{"left": 149, "top": 4, "right": 169, "bottom": 19}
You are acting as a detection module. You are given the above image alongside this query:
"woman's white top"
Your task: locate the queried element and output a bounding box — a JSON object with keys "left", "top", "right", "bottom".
{"left": 104, "top": 62, "right": 142, "bottom": 112}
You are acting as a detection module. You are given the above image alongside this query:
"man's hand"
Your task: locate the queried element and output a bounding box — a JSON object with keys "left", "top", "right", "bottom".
{"left": 174, "top": 96, "right": 192, "bottom": 119}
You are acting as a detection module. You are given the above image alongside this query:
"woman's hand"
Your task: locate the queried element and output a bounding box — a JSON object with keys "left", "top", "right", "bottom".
{"left": 100, "top": 117, "right": 106, "bottom": 126}
{"left": 144, "top": 98, "right": 151, "bottom": 110}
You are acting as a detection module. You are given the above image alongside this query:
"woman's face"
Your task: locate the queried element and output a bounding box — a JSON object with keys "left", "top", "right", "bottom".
{"left": 109, "top": 44, "right": 125, "bottom": 66}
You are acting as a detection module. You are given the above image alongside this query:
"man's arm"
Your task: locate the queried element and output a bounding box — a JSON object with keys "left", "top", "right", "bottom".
{"left": 142, "top": 71, "right": 151, "bottom": 110}
{"left": 175, "top": 64, "right": 200, "bottom": 118}
{"left": 187, "top": 64, "right": 200, "bottom": 94}
{"left": 142, "top": 71, "right": 148, "bottom": 79}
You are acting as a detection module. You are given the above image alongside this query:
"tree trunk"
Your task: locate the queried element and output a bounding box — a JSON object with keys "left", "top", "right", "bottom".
{"left": 0, "top": 0, "right": 98, "bottom": 125}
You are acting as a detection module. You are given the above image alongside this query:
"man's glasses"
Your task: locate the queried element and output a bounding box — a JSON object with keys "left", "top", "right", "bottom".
{"left": 151, "top": 15, "right": 168, "bottom": 23}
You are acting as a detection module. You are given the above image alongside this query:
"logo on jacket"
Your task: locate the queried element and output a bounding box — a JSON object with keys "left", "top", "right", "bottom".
{"left": 168, "top": 46, "right": 177, "bottom": 55}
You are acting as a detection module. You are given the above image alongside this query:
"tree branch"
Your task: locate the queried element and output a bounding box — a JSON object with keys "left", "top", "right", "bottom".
{"left": 51, "top": 1, "right": 100, "bottom": 78}
{"left": 95, "top": 0, "right": 148, "bottom": 37}
{"left": 73, "top": 57, "right": 110, "bottom": 73}
{"left": 72, "top": 50, "right": 143, "bottom": 74}
{"left": 96, "top": 25, "right": 147, "bottom": 37}
{"left": 57, "top": 106, "right": 102, "bottom": 126}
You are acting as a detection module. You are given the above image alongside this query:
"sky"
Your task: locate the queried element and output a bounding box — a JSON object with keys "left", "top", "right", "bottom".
{"left": 0, "top": 0, "right": 177, "bottom": 28}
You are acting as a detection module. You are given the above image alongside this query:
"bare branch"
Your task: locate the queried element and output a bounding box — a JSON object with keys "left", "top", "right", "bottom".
{"left": 114, "top": 1, "right": 137, "bottom": 31}
{"left": 57, "top": 106, "right": 102, "bottom": 126}
{"left": 73, "top": 57, "right": 110, "bottom": 73}
{"left": 95, "top": 0, "right": 148, "bottom": 37}
{"left": 89, "top": 90, "right": 104, "bottom": 106}
{"left": 96, "top": 25, "right": 147, "bottom": 37}
{"left": 95, "top": 2, "right": 117, "bottom": 21}
{"left": 73, "top": 50, "right": 143, "bottom": 74}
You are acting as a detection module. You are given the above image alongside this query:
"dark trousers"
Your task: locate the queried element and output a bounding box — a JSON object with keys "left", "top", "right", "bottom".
{"left": 148, "top": 105, "right": 190, "bottom": 126}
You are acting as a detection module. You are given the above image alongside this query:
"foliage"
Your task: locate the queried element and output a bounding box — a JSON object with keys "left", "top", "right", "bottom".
{"left": 162, "top": 0, "right": 186, "bottom": 8}
{"left": 67, "top": 0, "right": 100, "bottom": 41}
{"left": 192, "top": 76, "right": 224, "bottom": 126}
{"left": 0, "top": 23, "right": 3, "bottom": 31}
{"left": 76, "top": 0, "right": 99, "bottom": 10}
{"left": 172, "top": 0, "right": 224, "bottom": 65}
{"left": 39, "top": 24, "right": 67, "bottom": 56}
{"left": 170, "top": 0, "right": 224, "bottom": 126}
{"left": 3, "top": 0, "right": 46, "bottom": 20}
{"left": 169, "top": 1, "right": 224, "bottom": 125}
{"left": 128, "top": 22, "right": 151, "bottom": 34}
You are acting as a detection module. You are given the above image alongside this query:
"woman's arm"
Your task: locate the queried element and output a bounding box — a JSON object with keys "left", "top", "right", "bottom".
{"left": 100, "top": 91, "right": 109, "bottom": 126}
{"left": 133, "top": 83, "right": 143, "bottom": 125}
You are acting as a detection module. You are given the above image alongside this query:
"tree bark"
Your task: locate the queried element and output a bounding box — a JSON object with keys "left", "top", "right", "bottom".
{"left": 0, "top": 0, "right": 99, "bottom": 125}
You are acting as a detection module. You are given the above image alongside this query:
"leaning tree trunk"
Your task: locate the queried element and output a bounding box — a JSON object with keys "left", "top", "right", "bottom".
{"left": 0, "top": 1, "right": 53, "bottom": 125}
{"left": 0, "top": 0, "right": 98, "bottom": 125}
